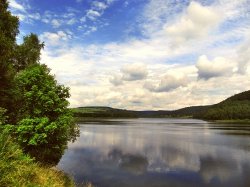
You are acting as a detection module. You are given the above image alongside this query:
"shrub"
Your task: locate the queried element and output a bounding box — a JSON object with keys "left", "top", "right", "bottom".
{"left": 8, "top": 64, "right": 79, "bottom": 164}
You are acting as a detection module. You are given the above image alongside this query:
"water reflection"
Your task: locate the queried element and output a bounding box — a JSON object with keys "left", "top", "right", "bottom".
{"left": 57, "top": 118, "right": 250, "bottom": 187}
{"left": 108, "top": 149, "right": 148, "bottom": 175}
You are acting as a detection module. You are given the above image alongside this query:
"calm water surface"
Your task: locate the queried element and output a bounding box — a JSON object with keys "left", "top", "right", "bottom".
{"left": 57, "top": 118, "right": 250, "bottom": 187}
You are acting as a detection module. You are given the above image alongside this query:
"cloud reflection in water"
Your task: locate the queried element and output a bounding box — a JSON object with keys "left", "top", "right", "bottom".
{"left": 57, "top": 118, "right": 250, "bottom": 187}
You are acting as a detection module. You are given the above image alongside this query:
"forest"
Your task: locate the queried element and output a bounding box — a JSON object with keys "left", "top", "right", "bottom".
{"left": 194, "top": 90, "right": 250, "bottom": 120}
{"left": 73, "top": 90, "right": 250, "bottom": 121}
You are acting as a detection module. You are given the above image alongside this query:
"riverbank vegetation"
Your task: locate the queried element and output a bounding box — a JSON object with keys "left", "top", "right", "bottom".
{"left": 0, "top": 0, "right": 78, "bottom": 186}
{"left": 73, "top": 90, "right": 250, "bottom": 122}
{"left": 0, "top": 127, "right": 74, "bottom": 187}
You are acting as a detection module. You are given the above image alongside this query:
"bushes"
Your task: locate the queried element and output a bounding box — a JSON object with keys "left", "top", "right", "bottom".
{"left": 0, "top": 129, "right": 74, "bottom": 187}
{"left": 5, "top": 65, "right": 79, "bottom": 165}
{"left": 0, "top": 108, "right": 74, "bottom": 186}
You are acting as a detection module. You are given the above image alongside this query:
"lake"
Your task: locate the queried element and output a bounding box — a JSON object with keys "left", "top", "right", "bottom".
{"left": 57, "top": 118, "right": 250, "bottom": 187}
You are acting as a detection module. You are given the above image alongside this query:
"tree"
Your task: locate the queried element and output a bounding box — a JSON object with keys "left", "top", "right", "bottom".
{"left": 0, "top": 0, "right": 19, "bottom": 112}
{"left": 13, "top": 33, "right": 44, "bottom": 72}
{"left": 1, "top": 0, "right": 79, "bottom": 165}
{"left": 0, "top": 1, "right": 44, "bottom": 119}
{"left": 7, "top": 64, "right": 79, "bottom": 164}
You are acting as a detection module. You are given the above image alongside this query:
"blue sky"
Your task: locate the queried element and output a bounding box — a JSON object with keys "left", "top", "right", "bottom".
{"left": 14, "top": 0, "right": 147, "bottom": 44}
{"left": 9, "top": 0, "right": 250, "bottom": 110}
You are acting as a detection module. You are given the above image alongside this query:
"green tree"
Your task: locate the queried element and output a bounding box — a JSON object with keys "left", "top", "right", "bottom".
{"left": 1, "top": 0, "right": 79, "bottom": 165}
{"left": 0, "top": 1, "right": 44, "bottom": 119}
{"left": 9, "top": 64, "right": 79, "bottom": 164}
{"left": 14, "top": 33, "right": 44, "bottom": 72}
{"left": 0, "top": 0, "right": 19, "bottom": 112}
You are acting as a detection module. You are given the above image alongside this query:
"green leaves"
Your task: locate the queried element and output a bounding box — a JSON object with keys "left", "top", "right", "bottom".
{"left": 14, "top": 118, "right": 48, "bottom": 145}
{"left": 11, "top": 64, "right": 79, "bottom": 164}
{"left": 0, "top": 0, "right": 19, "bottom": 115}
{"left": 15, "top": 65, "right": 68, "bottom": 118}
{"left": 14, "top": 34, "right": 44, "bottom": 72}
{"left": 0, "top": 1, "right": 78, "bottom": 165}
{"left": 0, "top": 108, "right": 7, "bottom": 125}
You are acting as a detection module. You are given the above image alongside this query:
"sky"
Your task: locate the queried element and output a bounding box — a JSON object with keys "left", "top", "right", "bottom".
{"left": 8, "top": 0, "right": 250, "bottom": 110}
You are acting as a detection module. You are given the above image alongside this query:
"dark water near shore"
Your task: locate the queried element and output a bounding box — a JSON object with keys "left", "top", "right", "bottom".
{"left": 57, "top": 118, "right": 250, "bottom": 187}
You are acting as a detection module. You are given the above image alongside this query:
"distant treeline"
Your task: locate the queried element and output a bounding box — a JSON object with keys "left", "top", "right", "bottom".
{"left": 194, "top": 91, "right": 250, "bottom": 120}
{"left": 73, "top": 90, "right": 250, "bottom": 120}
{"left": 73, "top": 107, "right": 137, "bottom": 118}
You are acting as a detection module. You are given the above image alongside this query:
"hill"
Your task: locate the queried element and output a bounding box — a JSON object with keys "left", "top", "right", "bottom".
{"left": 72, "top": 90, "right": 250, "bottom": 120}
{"left": 195, "top": 90, "right": 250, "bottom": 120}
{"left": 135, "top": 106, "right": 210, "bottom": 118}
{"left": 72, "top": 106, "right": 137, "bottom": 119}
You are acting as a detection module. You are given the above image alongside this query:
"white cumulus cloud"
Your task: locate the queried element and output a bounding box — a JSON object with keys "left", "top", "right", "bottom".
{"left": 145, "top": 74, "right": 188, "bottom": 92}
{"left": 237, "top": 38, "right": 250, "bottom": 74}
{"left": 9, "top": 0, "right": 25, "bottom": 12}
{"left": 92, "top": 1, "right": 108, "bottom": 10}
{"left": 86, "top": 9, "right": 101, "bottom": 20}
{"left": 51, "top": 19, "right": 62, "bottom": 28}
{"left": 40, "top": 31, "right": 72, "bottom": 46}
{"left": 37, "top": 0, "right": 250, "bottom": 110}
{"left": 109, "top": 74, "right": 123, "bottom": 86}
{"left": 165, "top": 1, "right": 221, "bottom": 46}
{"left": 121, "top": 63, "right": 148, "bottom": 81}
{"left": 196, "top": 55, "right": 235, "bottom": 79}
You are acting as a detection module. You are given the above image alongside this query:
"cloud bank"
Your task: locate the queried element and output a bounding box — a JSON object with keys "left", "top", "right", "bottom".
{"left": 28, "top": 0, "right": 250, "bottom": 110}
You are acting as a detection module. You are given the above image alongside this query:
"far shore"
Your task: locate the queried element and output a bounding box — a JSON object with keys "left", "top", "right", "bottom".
{"left": 74, "top": 117, "right": 250, "bottom": 124}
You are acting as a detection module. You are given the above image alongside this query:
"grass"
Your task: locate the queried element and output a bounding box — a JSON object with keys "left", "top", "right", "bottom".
{"left": 0, "top": 131, "right": 75, "bottom": 187}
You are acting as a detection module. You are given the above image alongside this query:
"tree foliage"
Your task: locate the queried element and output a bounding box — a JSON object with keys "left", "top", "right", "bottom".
{"left": 0, "top": 0, "right": 79, "bottom": 165}
{"left": 14, "top": 34, "right": 44, "bottom": 72}
{"left": 15, "top": 65, "right": 70, "bottom": 120}
{"left": 0, "top": 0, "right": 19, "bottom": 111}
{"left": 6, "top": 64, "right": 78, "bottom": 164}
{"left": 196, "top": 101, "right": 250, "bottom": 120}
{"left": 194, "top": 91, "right": 250, "bottom": 120}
